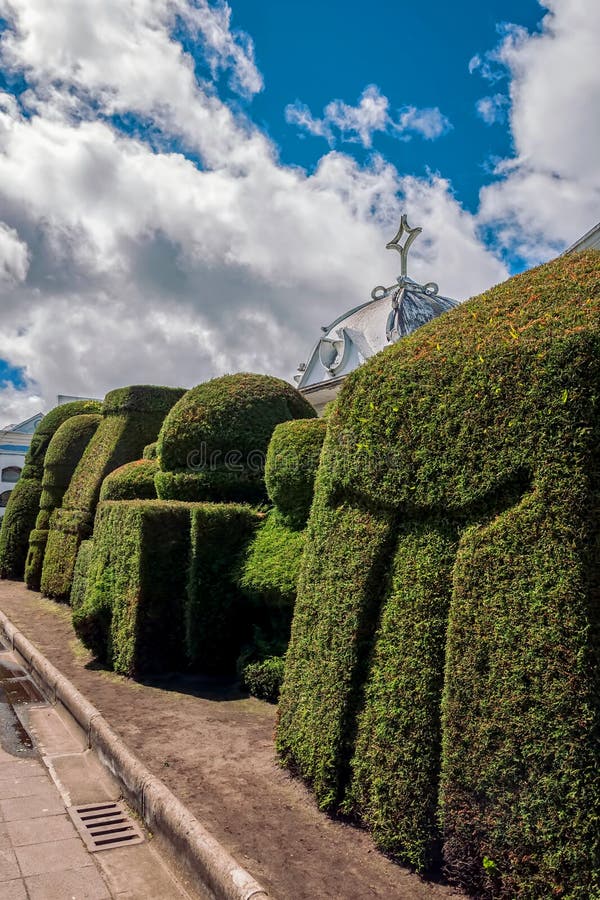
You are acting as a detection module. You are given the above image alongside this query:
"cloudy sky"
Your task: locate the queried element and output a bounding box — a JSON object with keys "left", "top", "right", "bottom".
{"left": 0, "top": 0, "right": 598, "bottom": 423}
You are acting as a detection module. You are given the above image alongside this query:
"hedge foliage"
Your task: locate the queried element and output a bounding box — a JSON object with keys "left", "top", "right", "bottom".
{"left": 236, "top": 417, "right": 326, "bottom": 679}
{"left": 99, "top": 459, "right": 158, "bottom": 501}
{"left": 0, "top": 400, "right": 101, "bottom": 580}
{"left": 41, "top": 385, "right": 184, "bottom": 601}
{"left": 264, "top": 418, "right": 327, "bottom": 528}
{"left": 186, "top": 504, "right": 262, "bottom": 673}
{"left": 156, "top": 373, "right": 316, "bottom": 504}
{"left": 143, "top": 442, "right": 157, "bottom": 460}
{"left": 25, "top": 413, "right": 101, "bottom": 590}
{"left": 75, "top": 501, "right": 193, "bottom": 675}
{"left": 278, "top": 249, "right": 600, "bottom": 894}
{"left": 70, "top": 540, "right": 94, "bottom": 632}
{"left": 242, "top": 656, "right": 285, "bottom": 703}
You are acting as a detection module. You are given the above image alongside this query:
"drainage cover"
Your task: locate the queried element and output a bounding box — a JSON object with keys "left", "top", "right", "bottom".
{"left": 67, "top": 801, "right": 145, "bottom": 852}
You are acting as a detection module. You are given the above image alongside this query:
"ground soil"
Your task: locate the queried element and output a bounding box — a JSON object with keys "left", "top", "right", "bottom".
{"left": 0, "top": 580, "right": 461, "bottom": 900}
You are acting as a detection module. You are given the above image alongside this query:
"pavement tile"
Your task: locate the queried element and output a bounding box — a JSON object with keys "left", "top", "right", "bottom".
{"left": 15, "top": 836, "right": 90, "bottom": 877}
{"left": 0, "top": 826, "right": 9, "bottom": 850}
{"left": 96, "top": 844, "right": 184, "bottom": 899}
{"left": 25, "top": 865, "right": 110, "bottom": 900}
{"left": 0, "top": 877, "right": 27, "bottom": 899}
{"left": 0, "top": 847, "right": 19, "bottom": 882}
{"left": 7, "top": 813, "right": 78, "bottom": 847}
{"left": 0, "top": 760, "right": 44, "bottom": 781}
{"left": 0, "top": 775, "right": 49, "bottom": 800}
{"left": 0, "top": 789, "right": 65, "bottom": 821}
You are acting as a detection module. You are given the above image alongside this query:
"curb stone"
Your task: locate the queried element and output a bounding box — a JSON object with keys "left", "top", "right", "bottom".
{"left": 0, "top": 608, "right": 270, "bottom": 900}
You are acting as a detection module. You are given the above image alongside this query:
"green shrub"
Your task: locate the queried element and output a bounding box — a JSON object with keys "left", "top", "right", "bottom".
{"left": 156, "top": 373, "right": 316, "bottom": 504}
{"left": 264, "top": 418, "right": 326, "bottom": 528}
{"left": 100, "top": 459, "right": 158, "bottom": 501}
{"left": 277, "top": 249, "right": 600, "bottom": 893}
{"left": 186, "top": 504, "right": 262, "bottom": 674}
{"left": 70, "top": 540, "right": 95, "bottom": 637}
{"left": 24, "top": 413, "right": 101, "bottom": 591}
{"left": 242, "top": 656, "right": 285, "bottom": 703}
{"left": 143, "top": 442, "right": 157, "bottom": 460}
{"left": 0, "top": 480, "right": 43, "bottom": 580}
{"left": 41, "top": 386, "right": 184, "bottom": 601}
{"left": 0, "top": 400, "right": 101, "bottom": 580}
{"left": 238, "top": 510, "right": 306, "bottom": 608}
{"left": 75, "top": 501, "right": 194, "bottom": 675}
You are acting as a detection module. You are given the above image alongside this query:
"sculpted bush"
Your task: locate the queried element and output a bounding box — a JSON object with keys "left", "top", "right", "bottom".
{"left": 25, "top": 413, "right": 101, "bottom": 590}
{"left": 41, "top": 385, "right": 184, "bottom": 601}
{"left": 155, "top": 373, "right": 316, "bottom": 504}
{"left": 0, "top": 400, "right": 101, "bottom": 580}
{"left": 277, "top": 249, "right": 600, "bottom": 893}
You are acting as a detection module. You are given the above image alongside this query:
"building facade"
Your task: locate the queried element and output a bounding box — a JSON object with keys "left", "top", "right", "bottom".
{"left": 0, "top": 413, "right": 43, "bottom": 517}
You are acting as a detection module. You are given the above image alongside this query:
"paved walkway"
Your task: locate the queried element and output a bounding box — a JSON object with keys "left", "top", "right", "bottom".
{"left": 0, "top": 640, "right": 196, "bottom": 900}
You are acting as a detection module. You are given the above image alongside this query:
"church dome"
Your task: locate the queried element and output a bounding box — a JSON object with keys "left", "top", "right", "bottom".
{"left": 295, "top": 216, "right": 458, "bottom": 406}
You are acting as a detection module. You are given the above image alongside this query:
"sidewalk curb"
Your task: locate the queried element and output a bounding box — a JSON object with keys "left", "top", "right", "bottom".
{"left": 0, "top": 609, "right": 270, "bottom": 900}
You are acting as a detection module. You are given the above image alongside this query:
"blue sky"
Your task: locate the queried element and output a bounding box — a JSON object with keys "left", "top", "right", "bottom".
{"left": 231, "top": 0, "right": 542, "bottom": 213}
{"left": 0, "top": 0, "right": 597, "bottom": 422}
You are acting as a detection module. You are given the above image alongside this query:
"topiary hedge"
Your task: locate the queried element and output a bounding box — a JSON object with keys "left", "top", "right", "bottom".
{"left": 70, "top": 539, "right": 95, "bottom": 641}
{"left": 277, "top": 249, "right": 600, "bottom": 894}
{"left": 41, "top": 385, "right": 184, "bottom": 601}
{"left": 99, "top": 459, "right": 158, "bottom": 501}
{"left": 0, "top": 400, "right": 101, "bottom": 580}
{"left": 75, "top": 500, "right": 194, "bottom": 675}
{"left": 186, "top": 504, "right": 262, "bottom": 674}
{"left": 242, "top": 655, "right": 286, "bottom": 703}
{"left": 264, "top": 418, "right": 327, "bottom": 528}
{"left": 156, "top": 373, "right": 316, "bottom": 504}
{"left": 24, "top": 413, "right": 101, "bottom": 591}
{"left": 142, "top": 442, "right": 157, "bottom": 460}
{"left": 236, "top": 417, "right": 327, "bottom": 685}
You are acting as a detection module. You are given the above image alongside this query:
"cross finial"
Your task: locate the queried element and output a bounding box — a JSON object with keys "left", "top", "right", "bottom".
{"left": 385, "top": 214, "right": 422, "bottom": 278}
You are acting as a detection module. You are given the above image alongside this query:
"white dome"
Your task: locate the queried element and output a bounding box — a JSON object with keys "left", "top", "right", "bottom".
{"left": 296, "top": 280, "right": 457, "bottom": 390}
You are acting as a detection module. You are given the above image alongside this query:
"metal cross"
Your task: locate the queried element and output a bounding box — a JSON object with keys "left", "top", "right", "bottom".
{"left": 385, "top": 214, "right": 422, "bottom": 278}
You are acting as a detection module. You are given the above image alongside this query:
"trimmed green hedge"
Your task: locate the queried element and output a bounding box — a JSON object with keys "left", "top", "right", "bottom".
{"left": 75, "top": 501, "right": 193, "bottom": 675}
{"left": 278, "top": 249, "right": 600, "bottom": 893}
{"left": 70, "top": 540, "right": 95, "bottom": 640}
{"left": 186, "top": 504, "right": 262, "bottom": 673}
{"left": 344, "top": 517, "right": 458, "bottom": 871}
{"left": 235, "top": 417, "right": 326, "bottom": 677}
{"left": 242, "top": 656, "right": 285, "bottom": 703}
{"left": 41, "top": 385, "right": 184, "bottom": 601}
{"left": 264, "top": 418, "right": 326, "bottom": 528}
{"left": 156, "top": 373, "right": 316, "bottom": 504}
{"left": 143, "top": 442, "right": 157, "bottom": 460}
{"left": 0, "top": 400, "right": 101, "bottom": 580}
{"left": 100, "top": 459, "right": 158, "bottom": 501}
{"left": 24, "top": 413, "right": 101, "bottom": 591}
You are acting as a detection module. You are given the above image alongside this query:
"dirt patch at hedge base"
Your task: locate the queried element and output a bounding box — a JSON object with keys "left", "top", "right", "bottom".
{"left": 0, "top": 580, "right": 460, "bottom": 900}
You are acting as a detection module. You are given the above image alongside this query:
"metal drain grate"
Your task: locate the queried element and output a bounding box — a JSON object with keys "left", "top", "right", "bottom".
{"left": 67, "top": 801, "right": 145, "bottom": 852}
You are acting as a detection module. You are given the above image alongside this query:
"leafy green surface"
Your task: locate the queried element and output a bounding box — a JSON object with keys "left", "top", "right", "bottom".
{"left": 100, "top": 459, "right": 158, "bottom": 501}
{"left": 264, "top": 418, "right": 326, "bottom": 528}
{"left": 278, "top": 250, "right": 600, "bottom": 894}
{"left": 41, "top": 386, "right": 184, "bottom": 600}
{"left": 156, "top": 373, "right": 315, "bottom": 503}
{"left": 0, "top": 400, "right": 101, "bottom": 580}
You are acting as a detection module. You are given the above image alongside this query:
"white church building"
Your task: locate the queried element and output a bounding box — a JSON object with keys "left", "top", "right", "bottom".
{"left": 0, "top": 413, "right": 43, "bottom": 517}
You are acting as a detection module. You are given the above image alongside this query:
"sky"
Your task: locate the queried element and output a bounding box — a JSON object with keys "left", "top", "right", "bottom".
{"left": 0, "top": 0, "right": 598, "bottom": 424}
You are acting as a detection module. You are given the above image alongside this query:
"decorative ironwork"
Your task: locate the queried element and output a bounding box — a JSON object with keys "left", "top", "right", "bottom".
{"left": 371, "top": 214, "right": 439, "bottom": 303}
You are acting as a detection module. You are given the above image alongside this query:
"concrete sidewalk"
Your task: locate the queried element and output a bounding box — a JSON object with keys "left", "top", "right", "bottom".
{"left": 0, "top": 642, "right": 198, "bottom": 900}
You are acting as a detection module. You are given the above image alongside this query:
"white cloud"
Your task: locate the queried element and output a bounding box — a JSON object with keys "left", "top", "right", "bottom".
{"left": 285, "top": 85, "right": 451, "bottom": 149}
{"left": 476, "top": 94, "right": 509, "bottom": 125}
{"left": 1, "top": 0, "right": 596, "bottom": 422}
{"left": 0, "top": 220, "right": 29, "bottom": 284}
{"left": 475, "top": 0, "right": 600, "bottom": 260}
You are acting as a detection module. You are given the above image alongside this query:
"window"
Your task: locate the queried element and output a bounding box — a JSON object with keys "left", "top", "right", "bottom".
{"left": 0, "top": 491, "right": 11, "bottom": 508}
{"left": 1, "top": 466, "right": 21, "bottom": 483}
